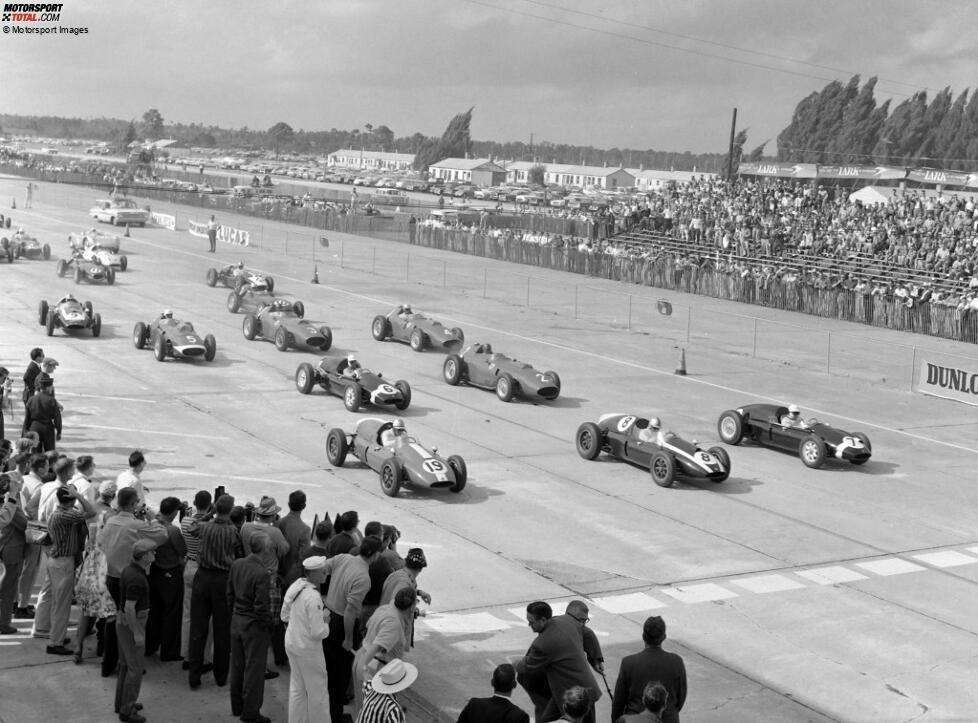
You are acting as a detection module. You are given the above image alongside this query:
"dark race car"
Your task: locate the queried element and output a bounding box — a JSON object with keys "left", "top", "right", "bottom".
{"left": 576, "top": 413, "right": 730, "bottom": 487}
{"left": 38, "top": 294, "right": 102, "bottom": 337}
{"left": 56, "top": 252, "right": 116, "bottom": 285}
{"left": 226, "top": 286, "right": 302, "bottom": 316}
{"left": 133, "top": 315, "right": 217, "bottom": 362}
{"left": 8, "top": 228, "right": 51, "bottom": 260}
{"left": 206, "top": 263, "right": 275, "bottom": 293}
{"left": 443, "top": 343, "right": 560, "bottom": 402}
{"left": 716, "top": 403, "right": 871, "bottom": 469}
{"left": 371, "top": 304, "right": 464, "bottom": 352}
{"left": 242, "top": 298, "right": 332, "bottom": 352}
{"left": 325, "top": 417, "right": 467, "bottom": 497}
{"left": 294, "top": 357, "right": 411, "bottom": 412}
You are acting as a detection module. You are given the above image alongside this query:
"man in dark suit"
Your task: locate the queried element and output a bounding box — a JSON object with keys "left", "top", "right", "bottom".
{"left": 611, "top": 616, "right": 687, "bottom": 723}
{"left": 21, "top": 348, "right": 44, "bottom": 408}
{"left": 457, "top": 664, "right": 529, "bottom": 723}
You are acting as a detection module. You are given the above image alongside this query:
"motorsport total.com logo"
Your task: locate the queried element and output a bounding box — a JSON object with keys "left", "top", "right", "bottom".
{"left": 2, "top": 3, "right": 63, "bottom": 21}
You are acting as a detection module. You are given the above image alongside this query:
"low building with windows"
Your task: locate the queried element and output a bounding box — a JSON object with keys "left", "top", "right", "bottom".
{"left": 327, "top": 149, "right": 415, "bottom": 171}
{"left": 428, "top": 158, "right": 508, "bottom": 186}
{"left": 630, "top": 169, "right": 712, "bottom": 191}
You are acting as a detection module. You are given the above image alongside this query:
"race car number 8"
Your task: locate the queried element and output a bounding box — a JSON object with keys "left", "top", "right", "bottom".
{"left": 617, "top": 416, "right": 636, "bottom": 432}
{"left": 423, "top": 459, "right": 445, "bottom": 473}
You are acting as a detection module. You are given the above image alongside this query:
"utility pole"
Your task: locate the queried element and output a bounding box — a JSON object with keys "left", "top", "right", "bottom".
{"left": 726, "top": 108, "right": 738, "bottom": 181}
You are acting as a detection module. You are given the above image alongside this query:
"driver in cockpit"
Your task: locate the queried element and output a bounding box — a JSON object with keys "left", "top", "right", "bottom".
{"left": 380, "top": 418, "right": 408, "bottom": 448}
{"left": 638, "top": 417, "right": 667, "bottom": 445}
{"left": 780, "top": 404, "right": 810, "bottom": 429}
{"left": 160, "top": 309, "right": 174, "bottom": 322}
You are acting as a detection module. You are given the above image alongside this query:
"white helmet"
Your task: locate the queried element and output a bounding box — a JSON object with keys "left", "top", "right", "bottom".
{"left": 649, "top": 417, "right": 661, "bottom": 430}
{"left": 392, "top": 418, "right": 405, "bottom": 431}
{"left": 162, "top": 309, "right": 173, "bottom": 319}
{"left": 237, "top": 260, "right": 245, "bottom": 269}
{"left": 788, "top": 404, "right": 800, "bottom": 415}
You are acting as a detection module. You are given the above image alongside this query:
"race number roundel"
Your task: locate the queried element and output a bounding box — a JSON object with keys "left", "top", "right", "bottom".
{"left": 377, "top": 384, "right": 396, "bottom": 394}
{"left": 423, "top": 459, "right": 445, "bottom": 473}
{"left": 617, "top": 416, "right": 636, "bottom": 432}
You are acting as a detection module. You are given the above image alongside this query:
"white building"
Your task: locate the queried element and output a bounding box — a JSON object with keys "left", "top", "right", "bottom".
{"left": 327, "top": 149, "right": 415, "bottom": 171}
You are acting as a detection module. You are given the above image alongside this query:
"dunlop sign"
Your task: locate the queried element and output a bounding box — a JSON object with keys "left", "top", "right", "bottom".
{"left": 918, "top": 359, "right": 978, "bottom": 406}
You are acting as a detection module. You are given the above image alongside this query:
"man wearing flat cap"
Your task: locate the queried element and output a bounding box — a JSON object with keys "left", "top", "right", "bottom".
{"left": 379, "top": 547, "right": 431, "bottom": 648}
{"left": 611, "top": 616, "right": 687, "bottom": 723}
{"left": 241, "top": 496, "right": 290, "bottom": 669}
{"left": 116, "top": 537, "right": 157, "bottom": 723}
{"left": 281, "top": 555, "right": 331, "bottom": 723}
{"left": 21, "top": 375, "right": 61, "bottom": 452}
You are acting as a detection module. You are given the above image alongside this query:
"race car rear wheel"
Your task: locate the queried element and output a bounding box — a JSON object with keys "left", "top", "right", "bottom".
{"left": 649, "top": 451, "right": 676, "bottom": 487}
{"left": 227, "top": 291, "right": 242, "bottom": 313}
{"left": 133, "top": 322, "right": 147, "bottom": 349}
{"left": 266, "top": 276, "right": 275, "bottom": 293}
{"left": 56, "top": 259, "right": 68, "bottom": 277}
{"left": 119, "top": 256, "right": 128, "bottom": 271}
{"left": 379, "top": 459, "right": 403, "bottom": 497}
{"left": 799, "top": 437, "right": 826, "bottom": 469}
{"left": 575, "top": 422, "right": 603, "bottom": 460}
{"left": 91, "top": 313, "right": 102, "bottom": 338}
{"left": 42, "top": 244, "right": 50, "bottom": 260}
{"left": 106, "top": 268, "right": 116, "bottom": 285}
{"left": 206, "top": 268, "right": 218, "bottom": 287}
{"left": 343, "top": 383, "right": 362, "bottom": 412}
{"left": 448, "top": 455, "right": 467, "bottom": 493}
{"left": 242, "top": 314, "right": 259, "bottom": 340}
{"left": 153, "top": 334, "right": 167, "bottom": 362}
{"left": 409, "top": 328, "right": 425, "bottom": 352}
{"left": 318, "top": 326, "right": 332, "bottom": 352}
{"left": 495, "top": 373, "right": 515, "bottom": 402}
{"left": 292, "top": 301, "right": 305, "bottom": 319}
{"left": 708, "top": 446, "right": 730, "bottom": 483}
{"left": 274, "top": 326, "right": 290, "bottom": 352}
{"left": 45, "top": 312, "right": 56, "bottom": 337}
{"left": 443, "top": 355, "right": 463, "bottom": 385}
{"left": 325, "top": 428, "right": 348, "bottom": 467}
{"left": 295, "top": 363, "right": 315, "bottom": 394}
{"left": 371, "top": 315, "right": 390, "bottom": 341}
{"left": 204, "top": 335, "right": 217, "bottom": 362}
{"left": 74, "top": 266, "right": 82, "bottom": 284}
{"left": 394, "top": 380, "right": 412, "bottom": 410}
{"left": 83, "top": 300, "right": 93, "bottom": 317}
{"left": 717, "top": 410, "right": 744, "bottom": 445}
{"left": 38, "top": 300, "right": 49, "bottom": 326}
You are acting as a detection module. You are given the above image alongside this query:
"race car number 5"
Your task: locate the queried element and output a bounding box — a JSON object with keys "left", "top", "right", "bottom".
{"left": 617, "top": 415, "right": 636, "bottom": 432}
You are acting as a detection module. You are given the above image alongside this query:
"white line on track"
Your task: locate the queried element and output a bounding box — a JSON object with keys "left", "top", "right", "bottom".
{"left": 39, "top": 209, "right": 978, "bottom": 456}
{"left": 60, "top": 392, "right": 157, "bottom": 404}
{"left": 159, "top": 469, "right": 319, "bottom": 488}
{"left": 73, "top": 423, "right": 228, "bottom": 440}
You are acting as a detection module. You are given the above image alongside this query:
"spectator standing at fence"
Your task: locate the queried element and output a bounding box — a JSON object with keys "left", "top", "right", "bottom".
{"left": 228, "top": 533, "right": 273, "bottom": 723}
{"left": 207, "top": 215, "right": 218, "bottom": 253}
{"left": 21, "top": 348, "right": 44, "bottom": 409}
{"left": 281, "top": 555, "right": 331, "bottom": 723}
{"left": 115, "top": 538, "right": 156, "bottom": 723}
{"left": 611, "top": 616, "right": 687, "bottom": 723}
{"left": 22, "top": 378, "right": 60, "bottom": 452}
{"left": 408, "top": 214, "right": 417, "bottom": 244}
{"left": 0, "top": 474, "right": 27, "bottom": 635}
{"left": 25, "top": 182, "right": 35, "bottom": 209}
{"left": 145, "top": 496, "right": 187, "bottom": 662}
{"left": 116, "top": 450, "right": 148, "bottom": 511}
{"left": 456, "top": 663, "right": 529, "bottom": 723}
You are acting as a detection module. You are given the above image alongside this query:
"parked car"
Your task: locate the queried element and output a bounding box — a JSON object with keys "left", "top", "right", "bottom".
{"left": 89, "top": 198, "right": 149, "bottom": 227}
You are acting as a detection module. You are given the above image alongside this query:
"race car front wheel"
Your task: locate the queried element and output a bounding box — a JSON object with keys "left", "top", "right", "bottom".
{"left": 204, "top": 335, "right": 217, "bottom": 362}
{"left": 649, "top": 451, "right": 676, "bottom": 487}
{"left": 133, "top": 322, "right": 147, "bottom": 349}
{"left": 448, "top": 455, "right": 467, "bottom": 493}
{"left": 575, "top": 422, "right": 603, "bottom": 460}
{"left": 295, "top": 363, "right": 315, "bottom": 394}
{"left": 91, "top": 313, "right": 102, "bottom": 338}
{"left": 380, "top": 459, "right": 403, "bottom": 497}
{"left": 443, "top": 355, "right": 463, "bottom": 386}
{"left": 799, "top": 437, "right": 826, "bottom": 469}
{"left": 394, "top": 380, "right": 412, "bottom": 410}
{"left": 38, "top": 300, "right": 49, "bottom": 326}
{"left": 343, "top": 383, "right": 362, "bottom": 412}
{"left": 372, "top": 315, "right": 390, "bottom": 341}
{"left": 325, "top": 428, "right": 348, "bottom": 467}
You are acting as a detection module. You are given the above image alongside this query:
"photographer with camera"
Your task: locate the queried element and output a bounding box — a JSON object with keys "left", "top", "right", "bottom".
{"left": 0, "top": 473, "right": 27, "bottom": 634}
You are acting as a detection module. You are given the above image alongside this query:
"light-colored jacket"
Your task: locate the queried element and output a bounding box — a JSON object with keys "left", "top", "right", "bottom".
{"left": 281, "top": 578, "right": 329, "bottom": 653}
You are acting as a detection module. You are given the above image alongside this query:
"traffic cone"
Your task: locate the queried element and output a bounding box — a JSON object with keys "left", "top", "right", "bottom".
{"left": 11, "top": 198, "right": 15, "bottom": 209}
{"left": 124, "top": 225, "right": 131, "bottom": 237}
{"left": 674, "top": 347, "right": 687, "bottom": 376}
{"left": 311, "top": 264, "right": 320, "bottom": 284}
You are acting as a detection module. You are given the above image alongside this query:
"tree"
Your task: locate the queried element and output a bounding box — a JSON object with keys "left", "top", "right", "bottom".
{"left": 722, "top": 129, "right": 748, "bottom": 177}
{"left": 267, "top": 121, "right": 294, "bottom": 153}
{"left": 415, "top": 107, "right": 474, "bottom": 171}
{"left": 191, "top": 131, "right": 217, "bottom": 147}
{"left": 116, "top": 120, "right": 138, "bottom": 150}
{"left": 373, "top": 125, "right": 395, "bottom": 152}
{"left": 528, "top": 164, "right": 546, "bottom": 186}
{"left": 141, "top": 108, "right": 164, "bottom": 141}
{"left": 745, "top": 140, "right": 769, "bottom": 162}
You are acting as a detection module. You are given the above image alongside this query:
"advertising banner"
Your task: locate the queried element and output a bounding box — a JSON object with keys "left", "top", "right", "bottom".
{"left": 150, "top": 212, "right": 176, "bottom": 230}
{"left": 188, "top": 220, "right": 248, "bottom": 246}
{"left": 917, "top": 357, "right": 978, "bottom": 406}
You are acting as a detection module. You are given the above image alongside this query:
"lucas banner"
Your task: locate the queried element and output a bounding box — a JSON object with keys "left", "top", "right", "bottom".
{"left": 917, "top": 358, "right": 978, "bottom": 406}
{"left": 150, "top": 212, "right": 176, "bottom": 231}
{"left": 188, "top": 219, "right": 249, "bottom": 246}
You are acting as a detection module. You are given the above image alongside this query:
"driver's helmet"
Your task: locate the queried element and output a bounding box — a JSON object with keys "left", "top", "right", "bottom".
{"left": 484, "top": 343, "right": 493, "bottom": 354}
{"left": 16, "top": 227, "right": 23, "bottom": 234}
{"left": 60, "top": 294, "right": 76, "bottom": 304}
{"left": 161, "top": 309, "right": 173, "bottom": 319}
{"left": 346, "top": 354, "right": 360, "bottom": 369}
{"left": 787, "top": 403, "right": 800, "bottom": 417}
{"left": 649, "top": 417, "right": 661, "bottom": 431}
{"left": 402, "top": 304, "right": 412, "bottom": 314}
{"left": 89, "top": 227, "right": 97, "bottom": 235}
{"left": 392, "top": 418, "right": 406, "bottom": 435}
{"left": 237, "top": 260, "right": 245, "bottom": 269}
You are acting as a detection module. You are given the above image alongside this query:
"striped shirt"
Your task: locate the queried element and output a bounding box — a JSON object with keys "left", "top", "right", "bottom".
{"left": 195, "top": 517, "right": 244, "bottom": 571}
{"left": 355, "top": 681, "right": 404, "bottom": 723}
{"left": 48, "top": 506, "right": 89, "bottom": 559}
{"left": 180, "top": 512, "right": 209, "bottom": 562}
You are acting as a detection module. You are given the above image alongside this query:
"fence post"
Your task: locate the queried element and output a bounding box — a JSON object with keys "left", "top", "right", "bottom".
{"left": 686, "top": 306, "right": 692, "bottom": 343}
{"left": 406, "top": 253, "right": 410, "bottom": 282}
{"left": 260, "top": 225, "right": 263, "bottom": 249}
{"left": 574, "top": 285, "right": 579, "bottom": 319}
{"left": 372, "top": 247, "right": 376, "bottom": 275}
{"left": 826, "top": 331, "right": 832, "bottom": 374}
{"left": 752, "top": 318, "right": 758, "bottom": 358}
{"left": 483, "top": 267, "right": 487, "bottom": 298}
{"left": 909, "top": 346, "right": 917, "bottom": 391}
{"left": 627, "top": 295, "right": 632, "bottom": 330}
{"left": 285, "top": 230, "right": 289, "bottom": 256}
{"left": 442, "top": 259, "right": 447, "bottom": 288}
{"left": 526, "top": 276, "right": 530, "bottom": 307}
{"left": 340, "top": 238, "right": 344, "bottom": 269}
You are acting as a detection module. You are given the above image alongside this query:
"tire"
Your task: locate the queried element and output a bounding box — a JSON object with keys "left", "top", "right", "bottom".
{"left": 74, "top": 266, "right": 82, "bottom": 284}
{"left": 227, "top": 291, "right": 242, "bottom": 313}
{"left": 133, "top": 322, "right": 147, "bottom": 349}
{"left": 799, "top": 437, "right": 826, "bottom": 469}
{"left": 325, "top": 428, "right": 348, "bottom": 467}
{"left": 371, "top": 315, "right": 390, "bottom": 341}
{"left": 83, "top": 300, "right": 93, "bottom": 317}
{"left": 575, "top": 422, "right": 603, "bottom": 460}
{"left": 544, "top": 371, "right": 561, "bottom": 392}
{"left": 56, "top": 259, "right": 67, "bottom": 277}
{"left": 119, "top": 255, "right": 128, "bottom": 271}
{"left": 45, "top": 312, "right": 55, "bottom": 337}
{"left": 38, "top": 300, "right": 49, "bottom": 326}
{"left": 206, "top": 268, "right": 218, "bottom": 287}
{"left": 409, "top": 328, "right": 425, "bottom": 352}
{"left": 234, "top": 276, "right": 247, "bottom": 293}
{"left": 495, "top": 373, "right": 515, "bottom": 402}
{"left": 266, "top": 276, "right": 274, "bottom": 293}
{"left": 106, "top": 268, "right": 115, "bottom": 285}
{"left": 204, "top": 334, "right": 217, "bottom": 362}
{"left": 153, "top": 333, "right": 167, "bottom": 362}
{"left": 649, "top": 451, "right": 676, "bottom": 487}
{"left": 274, "top": 326, "right": 290, "bottom": 352}
{"left": 448, "top": 455, "right": 467, "bottom": 492}
{"left": 708, "top": 446, "right": 730, "bottom": 483}
{"left": 443, "top": 354, "right": 463, "bottom": 385}
{"left": 292, "top": 301, "right": 305, "bottom": 319}
{"left": 851, "top": 432, "right": 872, "bottom": 465}
{"left": 42, "top": 244, "right": 50, "bottom": 260}
{"left": 717, "top": 410, "right": 744, "bottom": 445}
{"left": 393, "top": 380, "right": 411, "bottom": 410}
{"left": 91, "top": 313, "right": 102, "bottom": 338}
{"left": 295, "top": 363, "right": 315, "bottom": 394}
{"left": 242, "top": 314, "right": 258, "bottom": 340}
{"left": 318, "top": 326, "right": 332, "bottom": 352}
{"left": 450, "top": 327, "right": 464, "bottom": 344}
{"left": 343, "top": 383, "right": 362, "bottom": 412}
{"left": 379, "top": 459, "right": 403, "bottom": 497}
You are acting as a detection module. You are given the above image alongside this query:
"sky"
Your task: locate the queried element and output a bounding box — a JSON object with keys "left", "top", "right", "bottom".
{"left": 1, "top": 0, "right": 976, "bottom": 154}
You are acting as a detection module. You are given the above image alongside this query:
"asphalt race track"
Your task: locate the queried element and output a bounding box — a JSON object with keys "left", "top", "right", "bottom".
{"left": 1, "top": 175, "right": 978, "bottom": 723}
